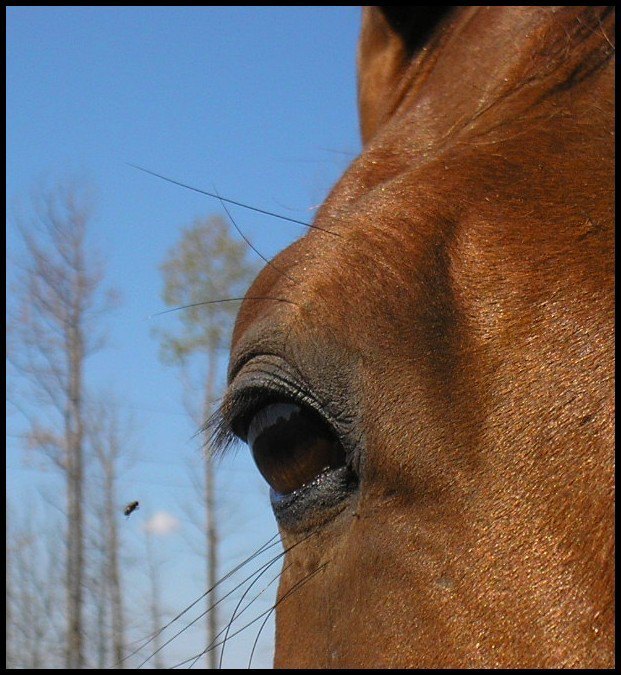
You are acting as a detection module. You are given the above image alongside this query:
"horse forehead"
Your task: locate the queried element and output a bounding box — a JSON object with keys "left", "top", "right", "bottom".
{"left": 235, "top": 116, "right": 612, "bottom": 349}
{"left": 232, "top": 4, "right": 614, "bottom": 353}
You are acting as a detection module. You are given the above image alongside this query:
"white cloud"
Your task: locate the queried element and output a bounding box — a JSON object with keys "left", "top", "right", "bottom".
{"left": 142, "top": 511, "right": 181, "bottom": 536}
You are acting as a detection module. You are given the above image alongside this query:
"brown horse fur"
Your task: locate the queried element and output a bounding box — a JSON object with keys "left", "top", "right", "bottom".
{"left": 226, "top": 6, "right": 614, "bottom": 668}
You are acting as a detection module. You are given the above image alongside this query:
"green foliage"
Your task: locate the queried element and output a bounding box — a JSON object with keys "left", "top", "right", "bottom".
{"left": 155, "top": 215, "right": 259, "bottom": 366}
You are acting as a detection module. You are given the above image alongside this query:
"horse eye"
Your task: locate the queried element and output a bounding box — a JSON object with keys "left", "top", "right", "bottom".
{"left": 246, "top": 402, "right": 346, "bottom": 495}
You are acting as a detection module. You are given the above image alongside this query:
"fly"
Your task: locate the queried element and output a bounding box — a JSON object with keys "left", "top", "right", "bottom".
{"left": 123, "top": 500, "right": 140, "bottom": 517}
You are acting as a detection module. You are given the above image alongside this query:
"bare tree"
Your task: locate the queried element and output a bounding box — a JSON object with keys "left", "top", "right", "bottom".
{"left": 87, "top": 396, "right": 135, "bottom": 668}
{"left": 6, "top": 497, "right": 13, "bottom": 670}
{"left": 144, "top": 526, "right": 165, "bottom": 670}
{"left": 155, "top": 215, "right": 257, "bottom": 668}
{"left": 7, "top": 502, "right": 66, "bottom": 669}
{"left": 8, "top": 181, "right": 117, "bottom": 668}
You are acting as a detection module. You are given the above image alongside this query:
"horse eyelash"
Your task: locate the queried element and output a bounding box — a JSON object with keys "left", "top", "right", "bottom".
{"left": 204, "top": 401, "right": 238, "bottom": 460}
{"left": 203, "top": 386, "right": 283, "bottom": 460}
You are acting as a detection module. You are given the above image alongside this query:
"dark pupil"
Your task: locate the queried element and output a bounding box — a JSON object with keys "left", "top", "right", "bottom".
{"left": 248, "top": 403, "right": 345, "bottom": 495}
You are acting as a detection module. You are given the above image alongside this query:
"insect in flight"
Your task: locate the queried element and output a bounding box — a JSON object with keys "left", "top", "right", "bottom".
{"left": 123, "top": 500, "right": 140, "bottom": 517}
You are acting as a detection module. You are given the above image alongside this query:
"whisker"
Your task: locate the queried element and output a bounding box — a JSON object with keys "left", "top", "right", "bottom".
{"left": 216, "top": 555, "right": 292, "bottom": 669}
{"left": 149, "top": 296, "right": 299, "bottom": 319}
{"left": 212, "top": 185, "right": 297, "bottom": 285}
{"left": 116, "top": 533, "right": 280, "bottom": 668}
{"left": 191, "top": 563, "right": 285, "bottom": 669}
{"left": 188, "top": 564, "right": 289, "bottom": 669}
{"left": 248, "top": 598, "right": 276, "bottom": 669}
{"left": 170, "top": 560, "right": 329, "bottom": 669}
{"left": 213, "top": 526, "right": 318, "bottom": 659}
{"left": 135, "top": 537, "right": 283, "bottom": 669}
{"left": 182, "top": 552, "right": 289, "bottom": 669}
{"left": 128, "top": 163, "right": 339, "bottom": 236}
{"left": 179, "top": 529, "right": 317, "bottom": 669}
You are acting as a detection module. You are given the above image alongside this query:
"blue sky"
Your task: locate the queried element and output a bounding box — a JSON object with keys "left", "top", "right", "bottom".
{"left": 7, "top": 6, "right": 362, "bottom": 669}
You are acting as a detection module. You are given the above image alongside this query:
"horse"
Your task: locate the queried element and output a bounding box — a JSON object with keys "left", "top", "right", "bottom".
{"left": 215, "top": 6, "right": 615, "bottom": 668}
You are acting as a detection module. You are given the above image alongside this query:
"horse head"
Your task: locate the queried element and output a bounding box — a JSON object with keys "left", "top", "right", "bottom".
{"left": 219, "top": 7, "right": 614, "bottom": 668}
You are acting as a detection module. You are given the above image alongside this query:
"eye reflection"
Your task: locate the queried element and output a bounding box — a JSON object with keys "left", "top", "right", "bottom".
{"left": 247, "top": 402, "right": 346, "bottom": 495}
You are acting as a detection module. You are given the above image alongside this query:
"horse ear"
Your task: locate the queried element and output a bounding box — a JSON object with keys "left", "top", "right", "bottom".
{"left": 357, "top": 7, "right": 454, "bottom": 145}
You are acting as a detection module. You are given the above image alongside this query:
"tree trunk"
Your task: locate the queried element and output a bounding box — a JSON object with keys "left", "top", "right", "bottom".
{"left": 108, "top": 506, "right": 125, "bottom": 668}
{"left": 103, "top": 436, "right": 125, "bottom": 668}
{"left": 204, "top": 348, "right": 219, "bottom": 669}
{"left": 6, "top": 499, "right": 11, "bottom": 669}
{"left": 146, "top": 529, "right": 164, "bottom": 670}
{"left": 66, "top": 315, "right": 85, "bottom": 668}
